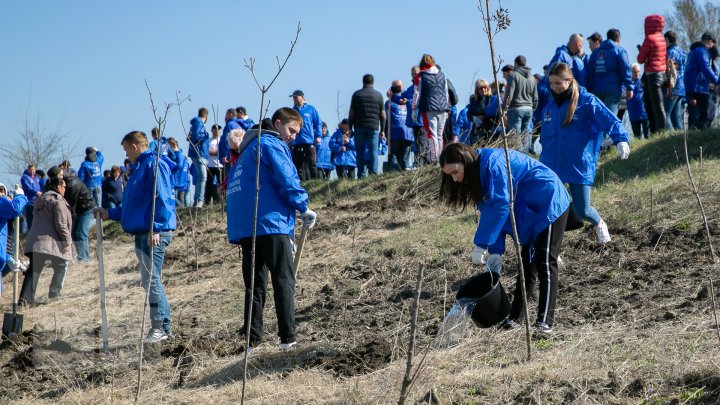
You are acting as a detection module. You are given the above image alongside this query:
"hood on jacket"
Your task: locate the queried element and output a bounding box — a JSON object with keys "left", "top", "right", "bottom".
{"left": 237, "top": 129, "right": 281, "bottom": 157}
{"left": 644, "top": 15, "right": 664, "bottom": 35}
{"left": 690, "top": 41, "right": 704, "bottom": 51}
{"left": 515, "top": 66, "right": 532, "bottom": 78}
{"left": 599, "top": 39, "right": 618, "bottom": 51}
{"left": 63, "top": 169, "right": 78, "bottom": 181}
{"left": 35, "top": 190, "right": 62, "bottom": 211}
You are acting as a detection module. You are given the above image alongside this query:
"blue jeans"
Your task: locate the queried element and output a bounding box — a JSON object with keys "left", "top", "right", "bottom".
{"left": 568, "top": 183, "right": 601, "bottom": 226}
{"left": 596, "top": 92, "right": 621, "bottom": 115}
{"left": 507, "top": 108, "right": 533, "bottom": 153}
{"left": 134, "top": 232, "right": 173, "bottom": 333}
{"left": 72, "top": 210, "right": 93, "bottom": 262}
{"left": 90, "top": 187, "right": 101, "bottom": 208}
{"left": 354, "top": 127, "right": 379, "bottom": 178}
{"left": 664, "top": 95, "right": 683, "bottom": 130}
{"left": 192, "top": 157, "right": 207, "bottom": 206}
{"left": 23, "top": 205, "right": 34, "bottom": 233}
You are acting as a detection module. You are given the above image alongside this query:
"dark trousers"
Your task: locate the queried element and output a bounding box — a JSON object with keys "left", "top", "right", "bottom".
{"left": 335, "top": 166, "right": 355, "bottom": 179}
{"left": 291, "top": 144, "right": 316, "bottom": 181}
{"left": 19, "top": 252, "right": 68, "bottom": 304}
{"left": 316, "top": 167, "right": 332, "bottom": 180}
{"left": 688, "top": 92, "right": 710, "bottom": 130}
{"left": 204, "top": 167, "right": 221, "bottom": 204}
{"left": 240, "top": 234, "right": 296, "bottom": 343}
{"left": 631, "top": 120, "right": 650, "bottom": 139}
{"left": 643, "top": 72, "right": 667, "bottom": 134}
{"left": 390, "top": 140, "right": 413, "bottom": 171}
{"left": 509, "top": 209, "right": 568, "bottom": 327}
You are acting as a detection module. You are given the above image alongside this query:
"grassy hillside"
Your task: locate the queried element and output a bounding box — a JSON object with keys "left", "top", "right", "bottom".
{"left": 1, "top": 129, "right": 719, "bottom": 404}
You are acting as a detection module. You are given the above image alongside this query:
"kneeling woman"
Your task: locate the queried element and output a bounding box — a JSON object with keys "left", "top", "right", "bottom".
{"left": 439, "top": 143, "right": 570, "bottom": 333}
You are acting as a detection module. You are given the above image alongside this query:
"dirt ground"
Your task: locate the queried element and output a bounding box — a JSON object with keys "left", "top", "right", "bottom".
{"left": 1, "top": 161, "right": 720, "bottom": 404}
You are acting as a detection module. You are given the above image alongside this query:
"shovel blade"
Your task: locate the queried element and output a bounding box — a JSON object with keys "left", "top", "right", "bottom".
{"left": 2, "top": 313, "right": 23, "bottom": 337}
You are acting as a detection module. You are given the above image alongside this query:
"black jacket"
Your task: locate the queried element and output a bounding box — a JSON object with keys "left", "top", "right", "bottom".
{"left": 349, "top": 85, "right": 385, "bottom": 131}
{"left": 63, "top": 170, "right": 94, "bottom": 215}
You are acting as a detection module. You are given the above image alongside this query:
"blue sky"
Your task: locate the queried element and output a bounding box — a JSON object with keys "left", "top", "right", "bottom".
{"left": 0, "top": 0, "right": 674, "bottom": 186}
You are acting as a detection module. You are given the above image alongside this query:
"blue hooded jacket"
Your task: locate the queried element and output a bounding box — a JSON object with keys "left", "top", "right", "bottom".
{"left": 316, "top": 130, "right": 335, "bottom": 170}
{"left": 539, "top": 87, "right": 629, "bottom": 185}
{"left": 667, "top": 45, "right": 687, "bottom": 97}
{"left": 292, "top": 103, "right": 322, "bottom": 145}
{"left": 220, "top": 119, "right": 241, "bottom": 165}
{"left": 685, "top": 43, "right": 719, "bottom": 95}
{"left": 386, "top": 99, "right": 414, "bottom": 142}
{"left": 474, "top": 149, "right": 570, "bottom": 254}
{"left": 226, "top": 130, "right": 309, "bottom": 242}
{"left": 149, "top": 138, "right": 176, "bottom": 161}
{"left": 533, "top": 77, "right": 551, "bottom": 124}
{"left": 171, "top": 149, "right": 190, "bottom": 192}
{"left": 108, "top": 149, "right": 176, "bottom": 234}
{"left": 400, "top": 86, "right": 423, "bottom": 128}
{"left": 586, "top": 40, "right": 634, "bottom": 96}
{"left": 329, "top": 129, "right": 357, "bottom": 167}
{"left": 78, "top": 151, "right": 104, "bottom": 189}
{"left": 20, "top": 170, "right": 42, "bottom": 204}
{"left": 237, "top": 117, "right": 255, "bottom": 130}
{"left": 188, "top": 116, "right": 209, "bottom": 159}
{"left": 0, "top": 193, "right": 27, "bottom": 274}
{"left": 454, "top": 106, "right": 472, "bottom": 142}
{"left": 548, "top": 45, "right": 586, "bottom": 86}
{"left": 626, "top": 78, "right": 647, "bottom": 121}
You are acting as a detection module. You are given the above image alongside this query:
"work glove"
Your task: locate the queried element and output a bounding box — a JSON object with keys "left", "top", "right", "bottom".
{"left": 486, "top": 254, "right": 503, "bottom": 274}
{"left": 471, "top": 245, "right": 487, "bottom": 265}
{"left": 616, "top": 141, "right": 630, "bottom": 160}
{"left": 301, "top": 208, "right": 317, "bottom": 229}
{"left": 14, "top": 185, "right": 24, "bottom": 196}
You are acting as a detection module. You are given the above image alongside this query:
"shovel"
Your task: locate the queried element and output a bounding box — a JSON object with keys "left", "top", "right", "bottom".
{"left": 95, "top": 211, "right": 109, "bottom": 352}
{"left": 293, "top": 224, "right": 310, "bottom": 277}
{"left": 3, "top": 217, "right": 23, "bottom": 337}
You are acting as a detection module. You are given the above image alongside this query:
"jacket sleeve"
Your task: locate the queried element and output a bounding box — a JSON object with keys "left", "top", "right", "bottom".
{"left": 474, "top": 163, "right": 510, "bottom": 252}
{"left": 619, "top": 49, "right": 635, "bottom": 91}
{"left": 53, "top": 201, "right": 73, "bottom": 246}
{"left": 151, "top": 164, "right": 175, "bottom": 233}
{"left": 585, "top": 54, "right": 596, "bottom": 92}
{"left": 700, "top": 50, "right": 720, "bottom": 85}
{"left": 314, "top": 108, "right": 323, "bottom": 139}
{"left": 346, "top": 136, "right": 356, "bottom": 151}
{"left": 189, "top": 119, "right": 209, "bottom": 143}
{"left": 0, "top": 195, "right": 27, "bottom": 219}
{"left": 591, "top": 97, "right": 629, "bottom": 144}
{"left": 504, "top": 74, "right": 516, "bottom": 107}
{"left": 329, "top": 132, "right": 342, "bottom": 153}
{"left": 637, "top": 38, "right": 652, "bottom": 64}
{"left": 97, "top": 150, "right": 104, "bottom": 166}
{"left": 266, "top": 143, "right": 309, "bottom": 213}
{"left": 77, "top": 165, "right": 88, "bottom": 183}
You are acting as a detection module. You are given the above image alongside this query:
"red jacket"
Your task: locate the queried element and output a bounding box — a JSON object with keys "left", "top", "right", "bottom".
{"left": 637, "top": 14, "right": 667, "bottom": 73}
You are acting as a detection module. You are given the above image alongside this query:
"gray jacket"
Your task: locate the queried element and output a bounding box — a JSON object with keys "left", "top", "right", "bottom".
{"left": 505, "top": 66, "right": 538, "bottom": 110}
{"left": 24, "top": 191, "right": 73, "bottom": 261}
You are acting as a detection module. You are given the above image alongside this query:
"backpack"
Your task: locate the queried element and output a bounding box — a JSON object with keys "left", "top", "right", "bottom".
{"left": 665, "top": 57, "right": 677, "bottom": 90}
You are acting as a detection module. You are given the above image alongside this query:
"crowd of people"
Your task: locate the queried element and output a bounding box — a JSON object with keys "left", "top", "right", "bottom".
{"left": 1, "top": 14, "right": 719, "bottom": 345}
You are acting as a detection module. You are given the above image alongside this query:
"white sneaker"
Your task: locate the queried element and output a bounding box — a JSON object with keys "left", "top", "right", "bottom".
{"left": 145, "top": 328, "right": 168, "bottom": 344}
{"left": 279, "top": 340, "right": 297, "bottom": 350}
{"left": 594, "top": 220, "right": 611, "bottom": 244}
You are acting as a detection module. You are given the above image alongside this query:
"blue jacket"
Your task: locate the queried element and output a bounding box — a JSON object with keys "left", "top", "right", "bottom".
{"left": 149, "top": 138, "right": 176, "bottom": 162}
{"left": 316, "top": 132, "right": 335, "bottom": 170}
{"left": 627, "top": 78, "right": 648, "bottom": 121}
{"left": 586, "top": 40, "right": 634, "bottom": 96}
{"left": 533, "top": 78, "right": 551, "bottom": 124}
{"left": 21, "top": 170, "right": 42, "bottom": 204}
{"left": 292, "top": 103, "right": 322, "bottom": 145}
{"left": 667, "top": 45, "right": 687, "bottom": 97}
{"left": 188, "top": 116, "right": 209, "bottom": 159}
{"left": 220, "top": 119, "right": 241, "bottom": 165}
{"left": 0, "top": 194, "right": 27, "bottom": 273}
{"left": 400, "top": 86, "right": 423, "bottom": 128}
{"left": 386, "top": 99, "right": 414, "bottom": 142}
{"left": 548, "top": 45, "right": 586, "bottom": 86}
{"left": 78, "top": 151, "right": 104, "bottom": 189}
{"left": 108, "top": 149, "right": 176, "bottom": 234}
{"left": 172, "top": 149, "right": 190, "bottom": 191}
{"left": 329, "top": 129, "right": 357, "bottom": 167}
{"left": 454, "top": 106, "right": 472, "bottom": 142}
{"left": 474, "top": 149, "right": 570, "bottom": 254}
{"left": 237, "top": 117, "right": 255, "bottom": 130}
{"left": 226, "top": 130, "right": 309, "bottom": 242}
{"left": 539, "top": 87, "right": 629, "bottom": 185}
{"left": 685, "top": 43, "right": 719, "bottom": 95}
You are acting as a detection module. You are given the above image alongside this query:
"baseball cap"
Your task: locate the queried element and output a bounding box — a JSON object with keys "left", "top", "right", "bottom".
{"left": 290, "top": 90, "right": 304, "bottom": 97}
{"left": 236, "top": 106, "right": 247, "bottom": 115}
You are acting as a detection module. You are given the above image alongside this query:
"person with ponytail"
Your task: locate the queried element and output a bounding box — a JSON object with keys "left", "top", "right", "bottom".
{"left": 539, "top": 62, "right": 630, "bottom": 244}
{"left": 439, "top": 143, "right": 570, "bottom": 334}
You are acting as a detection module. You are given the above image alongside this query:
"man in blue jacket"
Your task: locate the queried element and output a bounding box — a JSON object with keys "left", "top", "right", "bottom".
{"left": 78, "top": 146, "right": 105, "bottom": 208}
{"left": 585, "top": 29, "right": 635, "bottom": 115}
{"left": 548, "top": 34, "right": 586, "bottom": 87}
{"left": 0, "top": 184, "right": 27, "bottom": 291}
{"left": 684, "top": 33, "right": 719, "bottom": 130}
{"left": 226, "top": 107, "right": 317, "bottom": 351}
{"left": 290, "top": 90, "right": 322, "bottom": 181}
{"left": 95, "top": 131, "right": 177, "bottom": 343}
{"left": 386, "top": 80, "right": 415, "bottom": 170}
{"left": 220, "top": 108, "right": 239, "bottom": 176}
{"left": 20, "top": 164, "right": 42, "bottom": 232}
{"left": 664, "top": 31, "right": 687, "bottom": 130}
{"left": 188, "top": 107, "right": 210, "bottom": 208}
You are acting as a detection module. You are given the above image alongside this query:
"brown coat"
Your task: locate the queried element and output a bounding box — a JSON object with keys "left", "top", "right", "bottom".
{"left": 24, "top": 191, "right": 73, "bottom": 261}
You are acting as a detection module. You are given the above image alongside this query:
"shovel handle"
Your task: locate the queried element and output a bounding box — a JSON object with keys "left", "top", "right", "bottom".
{"left": 95, "top": 211, "right": 110, "bottom": 352}
{"left": 13, "top": 217, "right": 20, "bottom": 309}
{"left": 293, "top": 225, "right": 310, "bottom": 277}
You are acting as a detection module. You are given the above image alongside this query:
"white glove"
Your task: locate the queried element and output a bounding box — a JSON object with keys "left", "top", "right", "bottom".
{"left": 300, "top": 208, "right": 317, "bottom": 229}
{"left": 471, "top": 245, "right": 488, "bottom": 265}
{"left": 616, "top": 142, "right": 630, "bottom": 160}
{"left": 486, "top": 254, "right": 503, "bottom": 274}
{"left": 14, "top": 184, "right": 24, "bottom": 196}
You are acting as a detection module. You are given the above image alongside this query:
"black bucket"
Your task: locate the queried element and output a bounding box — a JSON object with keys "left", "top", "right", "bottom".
{"left": 456, "top": 271, "right": 511, "bottom": 328}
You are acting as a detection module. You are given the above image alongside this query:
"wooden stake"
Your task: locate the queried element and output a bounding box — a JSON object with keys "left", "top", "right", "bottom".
{"left": 650, "top": 187, "right": 654, "bottom": 220}
{"left": 602, "top": 166, "right": 605, "bottom": 186}
{"left": 700, "top": 146, "right": 703, "bottom": 169}
{"left": 710, "top": 279, "right": 720, "bottom": 346}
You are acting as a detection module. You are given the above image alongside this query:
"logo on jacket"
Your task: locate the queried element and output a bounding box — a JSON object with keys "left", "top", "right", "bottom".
{"left": 543, "top": 110, "right": 552, "bottom": 123}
